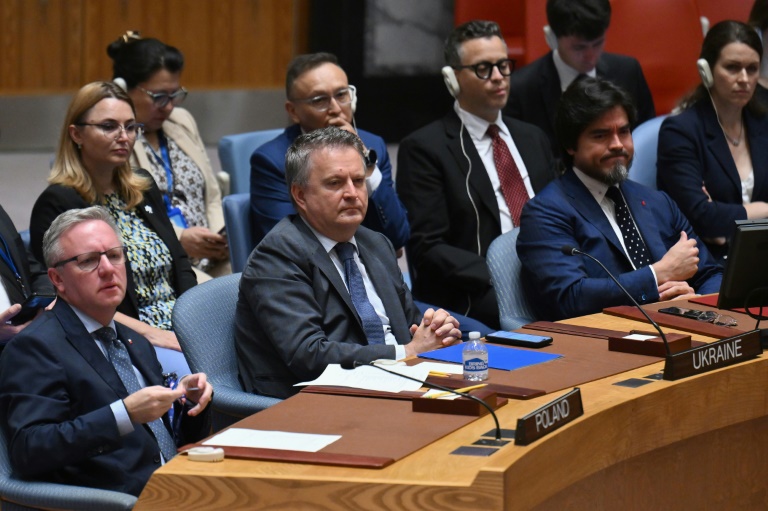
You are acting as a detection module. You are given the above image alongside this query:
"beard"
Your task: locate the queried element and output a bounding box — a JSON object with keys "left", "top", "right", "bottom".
{"left": 598, "top": 152, "right": 632, "bottom": 186}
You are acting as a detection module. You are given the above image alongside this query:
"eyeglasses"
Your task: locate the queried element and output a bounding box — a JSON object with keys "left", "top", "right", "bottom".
{"left": 453, "top": 58, "right": 516, "bottom": 80}
{"left": 137, "top": 86, "right": 188, "bottom": 108}
{"left": 290, "top": 87, "right": 353, "bottom": 112}
{"left": 53, "top": 246, "right": 127, "bottom": 272}
{"left": 76, "top": 122, "right": 144, "bottom": 140}
{"left": 693, "top": 310, "right": 738, "bottom": 327}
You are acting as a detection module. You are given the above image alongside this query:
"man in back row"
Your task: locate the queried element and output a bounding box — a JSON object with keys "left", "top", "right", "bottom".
{"left": 397, "top": 20, "right": 555, "bottom": 329}
{"left": 517, "top": 77, "right": 722, "bottom": 321}
{"left": 505, "top": 0, "right": 655, "bottom": 155}
{"left": 250, "top": 52, "right": 409, "bottom": 250}
{"left": 236, "top": 128, "right": 461, "bottom": 400}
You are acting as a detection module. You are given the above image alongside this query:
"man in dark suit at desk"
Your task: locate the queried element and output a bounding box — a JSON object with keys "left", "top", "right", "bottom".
{"left": 517, "top": 77, "right": 722, "bottom": 321}
{"left": 0, "top": 204, "right": 53, "bottom": 351}
{"left": 505, "top": 0, "right": 655, "bottom": 155}
{"left": 236, "top": 128, "right": 461, "bottom": 399}
{"left": 397, "top": 20, "right": 555, "bottom": 329}
{"left": 249, "top": 52, "right": 409, "bottom": 250}
{"left": 0, "top": 207, "right": 212, "bottom": 496}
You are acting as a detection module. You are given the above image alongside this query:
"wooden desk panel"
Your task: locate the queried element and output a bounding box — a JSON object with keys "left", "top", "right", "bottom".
{"left": 136, "top": 314, "right": 768, "bottom": 510}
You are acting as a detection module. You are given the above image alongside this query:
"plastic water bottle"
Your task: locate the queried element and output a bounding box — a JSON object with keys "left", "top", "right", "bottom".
{"left": 463, "top": 331, "right": 488, "bottom": 381}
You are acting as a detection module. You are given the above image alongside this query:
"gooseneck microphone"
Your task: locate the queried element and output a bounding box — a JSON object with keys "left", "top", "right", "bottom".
{"left": 561, "top": 245, "right": 671, "bottom": 356}
{"left": 341, "top": 360, "right": 502, "bottom": 441}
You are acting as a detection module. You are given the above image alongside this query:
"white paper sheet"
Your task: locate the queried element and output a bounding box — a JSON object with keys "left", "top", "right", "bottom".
{"left": 202, "top": 428, "right": 341, "bottom": 452}
{"left": 623, "top": 334, "right": 656, "bottom": 341}
{"left": 295, "top": 363, "right": 432, "bottom": 392}
{"left": 415, "top": 361, "right": 464, "bottom": 375}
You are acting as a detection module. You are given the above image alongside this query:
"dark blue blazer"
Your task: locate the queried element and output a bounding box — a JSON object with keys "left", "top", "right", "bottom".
{"left": 657, "top": 100, "right": 768, "bottom": 260}
{"left": 517, "top": 169, "right": 723, "bottom": 321}
{"left": 0, "top": 300, "right": 208, "bottom": 496}
{"left": 249, "top": 124, "right": 410, "bottom": 249}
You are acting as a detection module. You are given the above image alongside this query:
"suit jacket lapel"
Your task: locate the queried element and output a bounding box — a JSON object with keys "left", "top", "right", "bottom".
{"left": 54, "top": 301, "right": 128, "bottom": 398}
{"left": 115, "top": 323, "right": 163, "bottom": 386}
{"left": 701, "top": 103, "right": 742, "bottom": 192}
{"left": 561, "top": 170, "right": 627, "bottom": 256}
{"left": 356, "top": 240, "right": 408, "bottom": 340}
{"left": 619, "top": 182, "right": 666, "bottom": 261}
{"left": 539, "top": 54, "right": 562, "bottom": 138}
{"left": 443, "top": 113, "right": 502, "bottom": 229}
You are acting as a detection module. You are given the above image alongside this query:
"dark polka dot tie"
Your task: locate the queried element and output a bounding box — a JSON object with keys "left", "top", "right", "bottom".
{"left": 335, "top": 243, "right": 386, "bottom": 345}
{"left": 94, "top": 326, "right": 177, "bottom": 460}
{"left": 605, "top": 186, "right": 652, "bottom": 268}
{"left": 487, "top": 124, "right": 530, "bottom": 226}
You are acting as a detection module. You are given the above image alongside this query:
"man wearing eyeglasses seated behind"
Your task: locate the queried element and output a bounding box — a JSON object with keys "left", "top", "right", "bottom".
{"left": 396, "top": 20, "right": 555, "bottom": 329}
{"left": 250, "top": 52, "right": 409, "bottom": 250}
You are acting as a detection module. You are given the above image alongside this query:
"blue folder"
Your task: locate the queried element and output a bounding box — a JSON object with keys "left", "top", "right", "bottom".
{"left": 418, "top": 343, "right": 562, "bottom": 371}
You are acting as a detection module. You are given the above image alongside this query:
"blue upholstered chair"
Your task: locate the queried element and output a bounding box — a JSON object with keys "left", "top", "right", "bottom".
{"left": 217, "top": 129, "right": 283, "bottom": 195}
{"left": 172, "top": 273, "right": 281, "bottom": 431}
{"left": 486, "top": 228, "right": 536, "bottom": 331}
{"left": 222, "top": 193, "right": 254, "bottom": 273}
{"left": 629, "top": 115, "right": 668, "bottom": 190}
{"left": 0, "top": 428, "right": 136, "bottom": 511}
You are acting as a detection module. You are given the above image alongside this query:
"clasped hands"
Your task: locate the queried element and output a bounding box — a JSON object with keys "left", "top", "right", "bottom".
{"left": 404, "top": 308, "right": 461, "bottom": 357}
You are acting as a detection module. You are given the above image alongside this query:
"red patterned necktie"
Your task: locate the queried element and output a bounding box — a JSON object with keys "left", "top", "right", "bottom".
{"left": 487, "top": 124, "right": 529, "bottom": 225}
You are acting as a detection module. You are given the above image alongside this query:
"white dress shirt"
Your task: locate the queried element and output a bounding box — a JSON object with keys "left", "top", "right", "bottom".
{"left": 553, "top": 50, "right": 597, "bottom": 92}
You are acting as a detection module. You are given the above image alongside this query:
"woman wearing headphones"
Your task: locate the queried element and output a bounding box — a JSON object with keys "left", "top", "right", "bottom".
{"left": 657, "top": 20, "right": 768, "bottom": 264}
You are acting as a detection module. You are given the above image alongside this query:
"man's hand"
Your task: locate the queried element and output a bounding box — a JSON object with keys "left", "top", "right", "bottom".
{"left": 658, "top": 280, "right": 697, "bottom": 301}
{"left": 178, "top": 373, "right": 213, "bottom": 417}
{"left": 123, "top": 385, "right": 184, "bottom": 424}
{"left": 180, "top": 226, "right": 228, "bottom": 260}
{"left": 405, "top": 308, "right": 461, "bottom": 357}
{"left": 652, "top": 231, "right": 699, "bottom": 284}
{"left": 0, "top": 304, "right": 28, "bottom": 342}
{"left": 145, "top": 328, "right": 182, "bottom": 352}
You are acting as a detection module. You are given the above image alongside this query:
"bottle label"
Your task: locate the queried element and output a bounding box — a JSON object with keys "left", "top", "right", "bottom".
{"left": 464, "top": 357, "right": 488, "bottom": 372}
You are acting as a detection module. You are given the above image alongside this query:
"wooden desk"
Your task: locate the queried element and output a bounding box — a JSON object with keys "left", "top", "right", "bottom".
{"left": 136, "top": 314, "right": 768, "bottom": 510}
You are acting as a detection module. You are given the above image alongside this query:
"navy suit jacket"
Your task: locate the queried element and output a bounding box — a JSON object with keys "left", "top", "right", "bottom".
{"left": 505, "top": 52, "right": 656, "bottom": 155}
{"left": 396, "top": 111, "right": 555, "bottom": 327}
{"left": 249, "top": 124, "right": 409, "bottom": 249}
{"left": 657, "top": 100, "right": 768, "bottom": 261}
{"left": 235, "top": 215, "right": 420, "bottom": 399}
{"left": 0, "top": 300, "right": 208, "bottom": 496}
{"left": 29, "top": 169, "right": 197, "bottom": 321}
{"left": 517, "top": 170, "right": 723, "bottom": 321}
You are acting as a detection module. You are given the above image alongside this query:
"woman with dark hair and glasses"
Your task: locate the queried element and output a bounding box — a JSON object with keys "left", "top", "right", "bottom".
{"left": 29, "top": 81, "right": 195, "bottom": 375}
{"left": 108, "top": 32, "right": 228, "bottom": 280}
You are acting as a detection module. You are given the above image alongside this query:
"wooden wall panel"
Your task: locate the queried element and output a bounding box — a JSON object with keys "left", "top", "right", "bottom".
{"left": 0, "top": 0, "right": 308, "bottom": 94}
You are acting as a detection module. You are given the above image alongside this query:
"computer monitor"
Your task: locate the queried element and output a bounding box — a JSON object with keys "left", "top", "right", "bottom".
{"left": 717, "top": 219, "right": 768, "bottom": 310}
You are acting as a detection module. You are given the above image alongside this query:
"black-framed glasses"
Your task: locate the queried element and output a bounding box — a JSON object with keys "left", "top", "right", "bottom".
{"left": 53, "top": 246, "right": 127, "bottom": 272}
{"left": 76, "top": 122, "right": 144, "bottom": 140}
{"left": 454, "top": 58, "right": 516, "bottom": 80}
{"left": 290, "top": 87, "right": 353, "bottom": 112}
{"left": 137, "top": 86, "right": 188, "bottom": 107}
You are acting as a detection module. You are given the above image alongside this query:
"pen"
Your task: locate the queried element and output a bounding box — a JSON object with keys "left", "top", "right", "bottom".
{"left": 428, "top": 371, "right": 451, "bottom": 378}
{"left": 425, "top": 383, "right": 488, "bottom": 399}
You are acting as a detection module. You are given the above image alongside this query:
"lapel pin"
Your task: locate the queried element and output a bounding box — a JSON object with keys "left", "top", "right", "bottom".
{"left": 641, "top": 200, "right": 646, "bottom": 206}
{"left": 127, "top": 338, "right": 133, "bottom": 345}
{"left": 144, "top": 205, "right": 153, "bottom": 214}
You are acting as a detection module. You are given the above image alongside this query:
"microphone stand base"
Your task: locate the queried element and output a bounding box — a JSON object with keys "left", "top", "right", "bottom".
{"left": 412, "top": 389, "right": 506, "bottom": 416}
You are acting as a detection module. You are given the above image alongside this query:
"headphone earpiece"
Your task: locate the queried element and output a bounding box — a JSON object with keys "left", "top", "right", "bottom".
{"left": 544, "top": 25, "right": 558, "bottom": 52}
{"left": 697, "top": 58, "right": 714, "bottom": 89}
{"left": 348, "top": 84, "right": 358, "bottom": 114}
{"left": 442, "top": 66, "right": 460, "bottom": 98}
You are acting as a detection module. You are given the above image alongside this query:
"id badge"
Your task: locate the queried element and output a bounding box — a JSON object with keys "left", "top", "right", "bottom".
{"left": 163, "top": 195, "right": 188, "bottom": 228}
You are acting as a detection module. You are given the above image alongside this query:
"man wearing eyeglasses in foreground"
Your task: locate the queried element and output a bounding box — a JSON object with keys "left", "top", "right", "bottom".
{"left": 250, "top": 52, "right": 409, "bottom": 250}
{"left": 397, "top": 20, "right": 555, "bottom": 329}
{"left": 0, "top": 207, "right": 212, "bottom": 496}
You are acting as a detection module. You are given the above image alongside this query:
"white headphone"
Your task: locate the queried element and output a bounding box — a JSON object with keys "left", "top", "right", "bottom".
{"left": 442, "top": 66, "right": 460, "bottom": 98}
{"left": 348, "top": 84, "right": 358, "bottom": 114}
{"left": 697, "top": 58, "right": 714, "bottom": 89}
{"left": 544, "top": 25, "right": 558, "bottom": 51}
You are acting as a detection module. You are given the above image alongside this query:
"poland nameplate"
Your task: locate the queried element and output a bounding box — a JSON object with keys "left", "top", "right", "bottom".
{"left": 515, "top": 388, "right": 583, "bottom": 446}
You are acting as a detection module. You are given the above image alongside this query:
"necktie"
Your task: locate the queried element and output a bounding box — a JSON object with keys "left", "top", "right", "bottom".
{"left": 334, "top": 243, "right": 385, "bottom": 345}
{"left": 94, "top": 327, "right": 177, "bottom": 460}
{"left": 487, "top": 124, "right": 530, "bottom": 226}
{"left": 605, "top": 186, "right": 652, "bottom": 268}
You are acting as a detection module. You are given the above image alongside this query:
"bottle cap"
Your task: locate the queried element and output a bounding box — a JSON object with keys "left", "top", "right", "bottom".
{"left": 468, "top": 331, "right": 481, "bottom": 340}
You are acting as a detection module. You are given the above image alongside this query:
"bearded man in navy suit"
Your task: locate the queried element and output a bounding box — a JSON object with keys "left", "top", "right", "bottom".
{"left": 517, "top": 77, "right": 722, "bottom": 321}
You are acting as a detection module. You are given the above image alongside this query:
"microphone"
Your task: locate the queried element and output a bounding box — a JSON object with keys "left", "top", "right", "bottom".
{"left": 561, "top": 245, "right": 671, "bottom": 356}
{"left": 341, "top": 361, "right": 502, "bottom": 441}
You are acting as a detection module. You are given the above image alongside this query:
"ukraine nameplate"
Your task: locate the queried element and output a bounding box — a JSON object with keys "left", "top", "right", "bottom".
{"left": 514, "top": 388, "right": 583, "bottom": 446}
{"left": 663, "top": 329, "right": 762, "bottom": 381}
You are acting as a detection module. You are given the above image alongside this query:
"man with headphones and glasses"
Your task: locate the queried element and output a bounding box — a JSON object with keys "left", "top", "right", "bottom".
{"left": 397, "top": 20, "right": 555, "bottom": 330}
{"left": 250, "top": 53, "right": 409, "bottom": 251}
{"left": 505, "top": 0, "right": 655, "bottom": 156}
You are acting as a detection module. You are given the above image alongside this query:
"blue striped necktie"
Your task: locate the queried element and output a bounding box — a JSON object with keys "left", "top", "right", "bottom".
{"left": 335, "top": 243, "right": 385, "bottom": 345}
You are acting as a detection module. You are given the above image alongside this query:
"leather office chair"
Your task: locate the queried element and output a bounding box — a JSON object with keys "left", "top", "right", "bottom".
{"left": 222, "top": 193, "right": 254, "bottom": 273}
{"left": 172, "top": 273, "right": 281, "bottom": 432}
{"left": 487, "top": 227, "right": 537, "bottom": 331}
{"left": 0, "top": 428, "right": 136, "bottom": 511}
{"left": 629, "top": 115, "right": 668, "bottom": 191}
{"left": 217, "top": 129, "right": 283, "bottom": 196}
